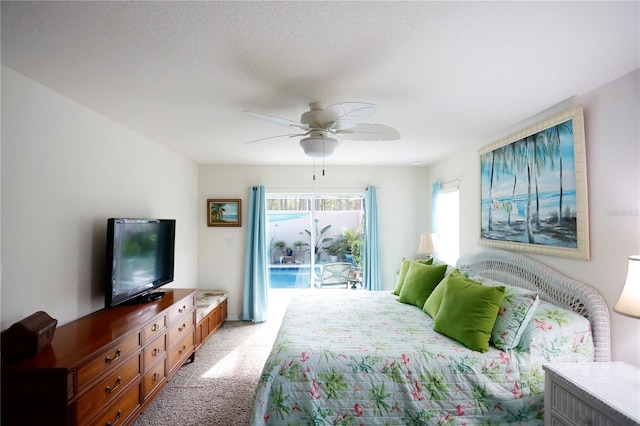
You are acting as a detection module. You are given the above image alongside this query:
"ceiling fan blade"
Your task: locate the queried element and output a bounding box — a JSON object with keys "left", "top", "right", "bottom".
{"left": 244, "top": 111, "right": 310, "bottom": 131}
{"left": 246, "top": 132, "right": 308, "bottom": 144}
{"left": 334, "top": 124, "right": 401, "bottom": 141}
{"left": 318, "top": 102, "right": 378, "bottom": 130}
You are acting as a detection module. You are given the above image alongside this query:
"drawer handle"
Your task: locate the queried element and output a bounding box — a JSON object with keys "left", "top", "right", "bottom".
{"left": 153, "top": 372, "right": 160, "bottom": 382}
{"left": 178, "top": 345, "right": 187, "bottom": 354}
{"left": 178, "top": 323, "right": 187, "bottom": 332}
{"left": 105, "top": 409, "right": 121, "bottom": 426}
{"left": 151, "top": 323, "right": 160, "bottom": 332}
{"left": 152, "top": 347, "right": 160, "bottom": 356}
{"left": 105, "top": 376, "right": 122, "bottom": 394}
{"left": 105, "top": 349, "right": 121, "bottom": 364}
{"left": 178, "top": 305, "right": 187, "bottom": 314}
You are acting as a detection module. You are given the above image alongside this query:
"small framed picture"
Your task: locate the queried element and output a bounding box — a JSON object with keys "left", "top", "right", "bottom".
{"left": 207, "top": 199, "right": 241, "bottom": 227}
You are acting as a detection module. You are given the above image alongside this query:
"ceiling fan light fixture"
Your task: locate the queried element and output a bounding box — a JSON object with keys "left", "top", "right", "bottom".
{"left": 300, "top": 133, "right": 338, "bottom": 158}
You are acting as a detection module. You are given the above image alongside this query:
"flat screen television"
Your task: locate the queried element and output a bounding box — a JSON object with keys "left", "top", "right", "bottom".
{"left": 105, "top": 218, "right": 176, "bottom": 307}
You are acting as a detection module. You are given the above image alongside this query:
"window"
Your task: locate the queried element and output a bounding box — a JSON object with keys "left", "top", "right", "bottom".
{"left": 266, "top": 193, "right": 363, "bottom": 289}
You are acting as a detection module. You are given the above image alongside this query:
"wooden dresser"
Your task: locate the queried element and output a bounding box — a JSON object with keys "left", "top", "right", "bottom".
{"left": 1, "top": 288, "right": 197, "bottom": 426}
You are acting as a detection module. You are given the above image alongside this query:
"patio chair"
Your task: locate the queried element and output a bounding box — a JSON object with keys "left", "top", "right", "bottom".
{"left": 316, "top": 262, "right": 352, "bottom": 289}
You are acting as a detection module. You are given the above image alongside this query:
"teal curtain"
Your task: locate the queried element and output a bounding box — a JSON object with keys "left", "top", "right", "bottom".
{"left": 241, "top": 186, "right": 269, "bottom": 322}
{"left": 431, "top": 181, "right": 441, "bottom": 233}
{"left": 363, "top": 185, "right": 381, "bottom": 291}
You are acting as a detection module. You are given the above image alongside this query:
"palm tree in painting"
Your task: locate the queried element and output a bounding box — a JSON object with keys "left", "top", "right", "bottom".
{"left": 523, "top": 136, "right": 536, "bottom": 244}
{"left": 481, "top": 147, "right": 505, "bottom": 232}
{"left": 210, "top": 203, "right": 226, "bottom": 221}
{"left": 502, "top": 138, "right": 526, "bottom": 226}
{"left": 543, "top": 120, "right": 573, "bottom": 225}
{"left": 530, "top": 131, "right": 554, "bottom": 229}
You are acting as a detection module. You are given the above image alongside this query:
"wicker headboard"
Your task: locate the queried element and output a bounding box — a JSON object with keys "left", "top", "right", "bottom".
{"left": 456, "top": 250, "right": 611, "bottom": 362}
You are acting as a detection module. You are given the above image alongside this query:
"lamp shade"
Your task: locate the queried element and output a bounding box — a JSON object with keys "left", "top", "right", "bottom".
{"left": 417, "top": 233, "right": 438, "bottom": 256}
{"left": 613, "top": 255, "right": 640, "bottom": 319}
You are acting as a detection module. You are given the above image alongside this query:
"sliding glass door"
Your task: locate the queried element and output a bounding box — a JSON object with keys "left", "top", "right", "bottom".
{"left": 266, "top": 193, "right": 363, "bottom": 289}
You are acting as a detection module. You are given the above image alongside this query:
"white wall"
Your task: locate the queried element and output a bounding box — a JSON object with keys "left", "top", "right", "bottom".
{"left": 198, "top": 165, "right": 428, "bottom": 319}
{"left": 426, "top": 70, "right": 640, "bottom": 367}
{"left": 1, "top": 66, "right": 199, "bottom": 328}
{"left": 5, "top": 62, "right": 635, "bottom": 366}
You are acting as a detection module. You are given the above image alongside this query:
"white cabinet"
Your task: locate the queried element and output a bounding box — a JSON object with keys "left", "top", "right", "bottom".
{"left": 544, "top": 362, "right": 640, "bottom": 425}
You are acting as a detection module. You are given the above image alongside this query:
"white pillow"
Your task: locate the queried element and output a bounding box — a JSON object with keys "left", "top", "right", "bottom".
{"left": 517, "top": 300, "right": 594, "bottom": 362}
{"left": 472, "top": 276, "right": 539, "bottom": 350}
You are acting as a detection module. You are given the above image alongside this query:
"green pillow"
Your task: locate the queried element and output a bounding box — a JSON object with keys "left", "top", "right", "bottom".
{"left": 433, "top": 277, "right": 505, "bottom": 352}
{"left": 423, "top": 268, "right": 465, "bottom": 318}
{"left": 397, "top": 262, "right": 447, "bottom": 308}
{"left": 392, "top": 257, "right": 433, "bottom": 295}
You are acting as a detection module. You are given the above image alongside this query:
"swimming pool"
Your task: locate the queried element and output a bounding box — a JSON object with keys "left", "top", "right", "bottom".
{"left": 269, "top": 265, "right": 318, "bottom": 288}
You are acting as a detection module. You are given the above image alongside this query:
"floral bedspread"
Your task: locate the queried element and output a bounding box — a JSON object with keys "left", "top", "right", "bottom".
{"left": 250, "top": 291, "right": 593, "bottom": 425}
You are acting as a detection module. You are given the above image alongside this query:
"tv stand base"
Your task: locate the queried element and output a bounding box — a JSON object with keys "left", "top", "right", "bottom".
{"left": 128, "top": 291, "right": 165, "bottom": 304}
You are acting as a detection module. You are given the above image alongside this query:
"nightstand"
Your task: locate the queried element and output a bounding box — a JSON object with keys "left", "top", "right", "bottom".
{"left": 543, "top": 362, "right": 640, "bottom": 425}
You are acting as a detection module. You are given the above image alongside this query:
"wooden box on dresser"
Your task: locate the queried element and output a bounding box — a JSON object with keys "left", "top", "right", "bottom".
{"left": 1, "top": 288, "right": 197, "bottom": 426}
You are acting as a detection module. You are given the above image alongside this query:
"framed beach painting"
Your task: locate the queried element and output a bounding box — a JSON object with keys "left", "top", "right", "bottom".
{"left": 479, "top": 106, "right": 589, "bottom": 260}
{"left": 207, "top": 199, "right": 241, "bottom": 227}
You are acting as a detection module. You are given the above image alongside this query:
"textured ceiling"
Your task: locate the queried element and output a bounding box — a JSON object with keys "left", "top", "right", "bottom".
{"left": 2, "top": 1, "right": 638, "bottom": 166}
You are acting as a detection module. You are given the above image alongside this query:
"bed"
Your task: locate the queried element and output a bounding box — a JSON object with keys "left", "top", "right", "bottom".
{"left": 250, "top": 250, "right": 610, "bottom": 425}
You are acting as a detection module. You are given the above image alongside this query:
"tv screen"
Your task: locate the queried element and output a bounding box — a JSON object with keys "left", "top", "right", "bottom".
{"left": 105, "top": 218, "right": 176, "bottom": 307}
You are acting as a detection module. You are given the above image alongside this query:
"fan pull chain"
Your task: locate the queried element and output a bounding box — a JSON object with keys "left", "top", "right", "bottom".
{"left": 313, "top": 158, "right": 316, "bottom": 181}
{"left": 322, "top": 140, "right": 326, "bottom": 176}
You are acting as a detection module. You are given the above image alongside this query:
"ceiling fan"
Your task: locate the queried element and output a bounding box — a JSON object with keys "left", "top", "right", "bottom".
{"left": 245, "top": 102, "right": 400, "bottom": 158}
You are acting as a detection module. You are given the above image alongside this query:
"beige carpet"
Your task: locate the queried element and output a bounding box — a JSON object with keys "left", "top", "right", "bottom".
{"left": 132, "top": 290, "right": 299, "bottom": 426}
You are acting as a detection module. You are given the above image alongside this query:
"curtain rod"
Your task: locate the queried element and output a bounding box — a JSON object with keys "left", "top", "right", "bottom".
{"left": 440, "top": 178, "right": 461, "bottom": 185}
{"left": 265, "top": 186, "right": 381, "bottom": 191}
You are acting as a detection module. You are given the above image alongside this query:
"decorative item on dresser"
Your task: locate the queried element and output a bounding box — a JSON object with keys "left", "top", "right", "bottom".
{"left": 543, "top": 362, "right": 640, "bottom": 425}
{"left": 1, "top": 310, "right": 58, "bottom": 361}
{"left": 1, "top": 288, "right": 197, "bottom": 426}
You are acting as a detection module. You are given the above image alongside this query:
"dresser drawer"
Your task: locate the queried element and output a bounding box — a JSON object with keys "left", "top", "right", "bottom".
{"left": 142, "top": 315, "right": 166, "bottom": 344}
{"left": 544, "top": 363, "right": 640, "bottom": 426}
{"left": 76, "top": 354, "right": 140, "bottom": 424}
{"left": 166, "top": 295, "right": 194, "bottom": 324}
{"left": 549, "top": 380, "right": 619, "bottom": 425}
{"left": 88, "top": 381, "right": 141, "bottom": 426}
{"left": 167, "top": 332, "right": 194, "bottom": 374}
{"left": 77, "top": 332, "right": 141, "bottom": 390}
{"left": 167, "top": 315, "right": 194, "bottom": 348}
{"left": 142, "top": 354, "right": 166, "bottom": 400}
{"left": 143, "top": 334, "right": 166, "bottom": 371}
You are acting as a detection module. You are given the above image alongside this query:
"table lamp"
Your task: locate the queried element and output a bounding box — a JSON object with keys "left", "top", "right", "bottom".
{"left": 417, "top": 233, "right": 438, "bottom": 259}
{"left": 613, "top": 255, "right": 640, "bottom": 319}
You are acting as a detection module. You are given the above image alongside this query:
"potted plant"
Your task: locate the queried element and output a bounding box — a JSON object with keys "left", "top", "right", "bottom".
{"left": 351, "top": 237, "right": 362, "bottom": 267}
{"left": 324, "top": 241, "right": 341, "bottom": 262}
{"left": 272, "top": 240, "right": 286, "bottom": 263}
{"left": 304, "top": 220, "right": 333, "bottom": 261}
{"left": 324, "top": 234, "right": 349, "bottom": 262}
{"left": 293, "top": 240, "right": 308, "bottom": 252}
{"left": 342, "top": 228, "right": 362, "bottom": 266}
